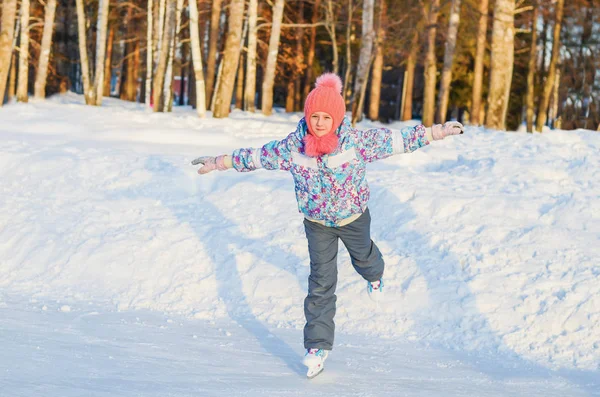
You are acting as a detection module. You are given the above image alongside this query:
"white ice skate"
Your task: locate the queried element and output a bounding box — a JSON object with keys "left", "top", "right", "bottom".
{"left": 303, "top": 348, "right": 329, "bottom": 379}
{"left": 367, "top": 279, "right": 384, "bottom": 302}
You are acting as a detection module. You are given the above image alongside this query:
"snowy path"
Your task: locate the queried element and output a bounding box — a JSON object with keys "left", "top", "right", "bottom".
{"left": 1, "top": 296, "right": 598, "bottom": 397}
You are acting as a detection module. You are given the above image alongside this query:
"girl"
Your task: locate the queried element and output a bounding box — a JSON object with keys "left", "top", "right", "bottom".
{"left": 193, "top": 73, "right": 463, "bottom": 378}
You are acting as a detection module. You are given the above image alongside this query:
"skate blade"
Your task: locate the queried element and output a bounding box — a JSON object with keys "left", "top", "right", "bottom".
{"left": 306, "top": 364, "right": 324, "bottom": 379}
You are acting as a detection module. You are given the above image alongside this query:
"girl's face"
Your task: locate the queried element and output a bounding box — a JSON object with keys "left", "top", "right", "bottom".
{"left": 309, "top": 112, "right": 334, "bottom": 137}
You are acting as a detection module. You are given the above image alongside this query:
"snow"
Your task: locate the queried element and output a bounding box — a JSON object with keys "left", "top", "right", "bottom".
{"left": 1, "top": 93, "right": 599, "bottom": 396}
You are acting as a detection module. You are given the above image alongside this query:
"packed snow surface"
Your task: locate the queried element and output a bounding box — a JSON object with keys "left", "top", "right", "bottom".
{"left": 0, "top": 94, "right": 598, "bottom": 396}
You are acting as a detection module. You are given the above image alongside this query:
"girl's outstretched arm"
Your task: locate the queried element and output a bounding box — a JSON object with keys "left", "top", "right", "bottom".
{"left": 355, "top": 121, "right": 464, "bottom": 163}
{"left": 193, "top": 124, "right": 304, "bottom": 175}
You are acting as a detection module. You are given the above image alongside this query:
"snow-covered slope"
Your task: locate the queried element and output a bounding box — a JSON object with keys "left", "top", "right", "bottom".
{"left": 0, "top": 94, "right": 598, "bottom": 395}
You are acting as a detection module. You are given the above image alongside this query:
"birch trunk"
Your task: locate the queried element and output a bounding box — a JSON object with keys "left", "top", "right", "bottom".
{"left": 436, "top": 0, "right": 462, "bottom": 124}
{"left": 303, "top": 0, "right": 320, "bottom": 100}
{"left": 103, "top": 25, "right": 115, "bottom": 97}
{"left": 351, "top": 0, "right": 374, "bottom": 124}
{"left": 525, "top": 1, "right": 538, "bottom": 132}
{"left": 92, "top": 0, "right": 110, "bottom": 106}
{"left": 261, "top": 0, "right": 285, "bottom": 116}
{"left": 153, "top": 0, "right": 176, "bottom": 112}
{"left": 8, "top": 16, "right": 19, "bottom": 100}
{"left": 422, "top": 0, "right": 440, "bottom": 126}
{"left": 485, "top": 0, "right": 515, "bottom": 131}
{"left": 17, "top": 0, "right": 29, "bottom": 102}
{"left": 75, "top": 0, "right": 94, "bottom": 104}
{"left": 145, "top": 0, "right": 153, "bottom": 107}
{"left": 189, "top": 0, "right": 206, "bottom": 117}
{"left": 0, "top": 0, "right": 18, "bottom": 105}
{"left": 206, "top": 0, "right": 223, "bottom": 108}
{"left": 342, "top": 0, "right": 352, "bottom": 102}
{"left": 294, "top": 1, "right": 304, "bottom": 110}
{"left": 163, "top": 0, "right": 183, "bottom": 112}
{"left": 34, "top": 0, "right": 57, "bottom": 99}
{"left": 536, "top": 0, "right": 564, "bottom": 131}
{"left": 470, "top": 0, "right": 488, "bottom": 125}
{"left": 325, "top": 0, "right": 339, "bottom": 75}
{"left": 16, "top": 3, "right": 28, "bottom": 101}
{"left": 402, "top": 31, "right": 419, "bottom": 121}
{"left": 213, "top": 0, "right": 245, "bottom": 118}
{"left": 244, "top": 0, "right": 258, "bottom": 112}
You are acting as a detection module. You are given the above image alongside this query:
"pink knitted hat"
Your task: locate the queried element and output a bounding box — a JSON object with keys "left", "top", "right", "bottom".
{"left": 304, "top": 73, "right": 346, "bottom": 136}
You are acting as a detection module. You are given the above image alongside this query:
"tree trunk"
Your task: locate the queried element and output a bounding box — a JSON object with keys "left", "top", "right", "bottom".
{"left": 92, "top": 0, "right": 110, "bottom": 105}
{"left": 153, "top": 0, "right": 176, "bottom": 112}
{"left": 303, "top": 0, "right": 320, "bottom": 100}
{"left": 285, "top": 78, "right": 295, "bottom": 112}
{"left": 368, "top": 0, "right": 386, "bottom": 121}
{"left": 261, "top": 0, "right": 285, "bottom": 116}
{"left": 34, "top": 0, "right": 57, "bottom": 99}
{"left": 422, "top": 0, "right": 440, "bottom": 126}
{"left": 8, "top": 51, "right": 17, "bottom": 100}
{"left": 402, "top": 31, "right": 419, "bottom": 121}
{"left": 75, "top": 0, "right": 94, "bottom": 104}
{"left": 17, "top": 0, "right": 30, "bottom": 102}
{"left": 244, "top": 0, "right": 258, "bottom": 112}
{"left": 525, "top": 1, "right": 538, "bottom": 132}
{"left": 485, "top": 0, "right": 515, "bottom": 131}
{"left": 351, "top": 0, "right": 374, "bottom": 124}
{"left": 213, "top": 0, "right": 245, "bottom": 118}
{"left": 436, "top": 0, "right": 462, "bottom": 124}
{"left": 235, "top": 51, "right": 244, "bottom": 109}
{"left": 470, "top": 0, "right": 488, "bottom": 125}
{"left": 103, "top": 25, "right": 115, "bottom": 97}
{"left": 293, "top": 0, "right": 304, "bottom": 110}
{"left": 325, "top": 0, "right": 339, "bottom": 75}
{"left": 342, "top": 0, "right": 352, "bottom": 102}
{"left": 206, "top": 0, "right": 223, "bottom": 108}
{"left": 189, "top": 0, "right": 206, "bottom": 117}
{"left": 0, "top": 0, "right": 18, "bottom": 106}
{"left": 163, "top": 0, "right": 183, "bottom": 112}
{"left": 536, "top": 0, "right": 564, "bottom": 131}
{"left": 145, "top": 0, "right": 153, "bottom": 107}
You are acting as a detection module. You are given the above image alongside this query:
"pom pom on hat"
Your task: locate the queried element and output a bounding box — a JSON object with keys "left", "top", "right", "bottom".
{"left": 314, "top": 73, "right": 343, "bottom": 94}
{"left": 304, "top": 73, "right": 346, "bottom": 136}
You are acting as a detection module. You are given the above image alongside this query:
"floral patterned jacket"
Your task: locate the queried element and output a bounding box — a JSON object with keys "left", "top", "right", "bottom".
{"left": 231, "top": 117, "right": 429, "bottom": 227}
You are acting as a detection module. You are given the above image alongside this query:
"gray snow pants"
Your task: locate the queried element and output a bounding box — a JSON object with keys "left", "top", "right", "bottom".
{"left": 303, "top": 208, "right": 384, "bottom": 350}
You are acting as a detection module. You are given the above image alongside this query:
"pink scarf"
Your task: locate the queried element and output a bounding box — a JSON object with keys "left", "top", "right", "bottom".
{"left": 303, "top": 131, "right": 339, "bottom": 157}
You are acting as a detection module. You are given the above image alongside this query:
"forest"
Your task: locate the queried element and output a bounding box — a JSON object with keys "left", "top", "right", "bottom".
{"left": 0, "top": 0, "right": 598, "bottom": 131}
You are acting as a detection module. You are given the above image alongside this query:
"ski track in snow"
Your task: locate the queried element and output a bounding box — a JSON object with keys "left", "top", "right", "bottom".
{"left": 0, "top": 94, "right": 599, "bottom": 395}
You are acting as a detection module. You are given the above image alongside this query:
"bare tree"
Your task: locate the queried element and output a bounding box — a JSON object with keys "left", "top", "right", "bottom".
{"left": 525, "top": 1, "right": 538, "bottom": 132}
{"left": 261, "top": 0, "right": 285, "bottom": 116}
{"left": 485, "top": 0, "right": 515, "bottom": 131}
{"left": 206, "top": 0, "right": 223, "bottom": 108}
{"left": 34, "top": 0, "right": 57, "bottom": 99}
{"left": 536, "top": 0, "right": 564, "bottom": 131}
{"left": 324, "top": 0, "right": 339, "bottom": 75}
{"left": 244, "top": 0, "right": 258, "bottom": 112}
{"left": 402, "top": 31, "right": 420, "bottom": 121}
{"left": 436, "top": 0, "right": 462, "bottom": 123}
{"left": 369, "top": 0, "right": 386, "bottom": 121}
{"left": 92, "top": 0, "right": 110, "bottom": 105}
{"left": 17, "top": 0, "right": 30, "bottom": 102}
{"left": 470, "top": 0, "right": 489, "bottom": 125}
{"left": 189, "top": 0, "right": 206, "bottom": 117}
{"left": 145, "top": 0, "right": 154, "bottom": 107}
{"left": 103, "top": 25, "right": 115, "bottom": 97}
{"left": 213, "top": 0, "right": 245, "bottom": 117}
{"left": 153, "top": 0, "right": 176, "bottom": 111}
{"left": 342, "top": 0, "right": 353, "bottom": 101}
{"left": 303, "top": 0, "right": 321, "bottom": 100}
{"left": 422, "top": 0, "right": 440, "bottom": 126}
{"left": 351, "top": 0, "right": 375, "bottom": 124}
{"left": 0, "top": 0, "right": 18, "bottom": 105}
{"left": 75, "top": 0, "right": 94, "bottom": 104}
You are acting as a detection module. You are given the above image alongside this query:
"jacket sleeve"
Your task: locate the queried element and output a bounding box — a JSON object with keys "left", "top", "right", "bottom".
{"left": 355, "top": 124, "right": 430, "bottom": 163}
{"left": 231, "top": 126, "right": 303, "bottom": 172}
